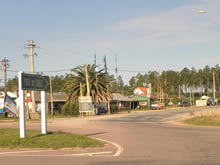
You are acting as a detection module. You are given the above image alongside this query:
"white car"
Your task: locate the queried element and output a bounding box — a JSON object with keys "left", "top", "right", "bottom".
{"left": 151, "top": 101, "right": 165, "bottom": 110}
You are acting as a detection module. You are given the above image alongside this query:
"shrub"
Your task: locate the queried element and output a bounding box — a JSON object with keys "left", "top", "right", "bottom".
{"left": 139, "top": 106, "right": 150, "bottom": 110}
{"left": 62, "top": 101, "right": 79, "bottom": 116}
{"left": 110, "top": 104, "right": 118, "bottom": 114}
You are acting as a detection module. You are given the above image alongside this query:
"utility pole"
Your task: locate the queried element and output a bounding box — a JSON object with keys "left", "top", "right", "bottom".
{"left": 160, "top": 82, "right": 162, "bottom": 103}
{"left": 157, "top": 72, "right": 160, "bottom": 110}
{"left": 115, "top": 55, "right": 118, "bottom": 74}
{"left": 49, "top": 76, "right": 54, "bottom": 115}
{"left": 94, "top": 54, "right": 96, "bottom": 66}
{"left": 1, "top": 58, "right": 9, "bottom": 95}
{"left": 213, "top": 71, "right": 216, "bottom": 100}
{"left": 24, "top": 40, "right": 38, "bottom": 113}
{"left": 103, "top": 56, "right": 108, "bottom": 74}
{"left": 115, "top": 55, "right": 119, "bottom": 92}
{"left": 84, "top": 64, "right": 90, "bottom": 96}
{"left": 103, "top": 56, "right": 110, "bottom": 114}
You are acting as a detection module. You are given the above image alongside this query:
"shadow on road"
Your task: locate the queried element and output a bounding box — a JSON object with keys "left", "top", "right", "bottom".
{"left": 84, "top": 131, "right": 107, "bottom": 136}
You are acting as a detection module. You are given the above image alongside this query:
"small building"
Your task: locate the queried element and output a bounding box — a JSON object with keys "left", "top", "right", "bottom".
{"left": 133, "top": 95, "right": 150, "bottom": 106}
{"left": 111, "top": 93, "right": 133, "bottom": 109}
{"left": 16, "top": 92, "right": 68, "bottom": 114}
{"left": 36, "top": 92, "right": 67, "bottom": 114}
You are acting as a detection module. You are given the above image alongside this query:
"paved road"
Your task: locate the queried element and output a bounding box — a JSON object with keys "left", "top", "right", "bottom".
{"left": 1, "top": 106, "right": 220, "bottom": 165}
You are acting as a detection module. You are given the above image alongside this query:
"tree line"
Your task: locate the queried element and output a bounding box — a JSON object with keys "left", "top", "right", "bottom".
{"left": 6, "top": 64, "right": 220, "bottom": 104}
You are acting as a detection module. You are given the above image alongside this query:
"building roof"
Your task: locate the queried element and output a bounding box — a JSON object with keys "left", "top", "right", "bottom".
{"left": 134, "top": 87, "right": 148, "bottom": 96}
{"left": 112, "top": 93, "right": 133, "bottom": 102}
{"left": 35, "top": 92, "right": 67, "bottom": 102}
{"left": 132, "top": 95, "right": 150, "bottom": 101}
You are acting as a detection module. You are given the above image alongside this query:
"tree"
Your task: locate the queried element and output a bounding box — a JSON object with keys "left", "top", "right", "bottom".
{"left": 7, "top": 77, "right": 18, "bottom": 94}
{"left": 109, "top": 75, "right": 124, "bottom": 94}
{"left": 51, "top": 75, "right": 66, "bottom": 92}
{"left": 64, "top": 64, "right": 111, "bottom": 104}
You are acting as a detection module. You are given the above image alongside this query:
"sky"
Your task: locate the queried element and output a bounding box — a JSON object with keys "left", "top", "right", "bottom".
{"left": 0, "top": 0, "right": 220, "bottom": 85}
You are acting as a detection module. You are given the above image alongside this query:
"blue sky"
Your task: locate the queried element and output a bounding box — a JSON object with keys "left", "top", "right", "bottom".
{"left": 1, "top": 0, "right": 220, "bottom": 85}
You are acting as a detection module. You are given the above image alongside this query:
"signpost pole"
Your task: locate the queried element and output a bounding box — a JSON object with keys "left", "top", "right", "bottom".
{"left": 19, "top": 72, "right": 49, "bottom": 138}
{"left": 19, "top": 71, "right": 26, "bottom": 138}
{"left": 41, "top": 90, "right": 47, "bottom": 134}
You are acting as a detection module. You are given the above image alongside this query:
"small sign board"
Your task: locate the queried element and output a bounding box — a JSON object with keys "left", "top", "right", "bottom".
{"left": 78, "top": 96, "right": 93, "bottom": 112}
{"left": 78, "top": 96, "right": 92, "bottom": 103}
{"left": 21, "top": 73, "right": 49, "bottom": 91}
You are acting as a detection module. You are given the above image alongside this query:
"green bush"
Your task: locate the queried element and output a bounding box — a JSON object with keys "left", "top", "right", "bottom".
{"left": 139, "top": 106, "right": 150, "bottom": 110}
{"left": 110, "top": 104, "right": 118, "bottom": 114}
{"left": 62, "top": 101, "right": 79, "bottom": 116}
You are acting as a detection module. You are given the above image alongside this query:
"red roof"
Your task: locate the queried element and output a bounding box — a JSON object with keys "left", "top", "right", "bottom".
{"left": 135, "top": 87, "right": 148, "bottom": 96}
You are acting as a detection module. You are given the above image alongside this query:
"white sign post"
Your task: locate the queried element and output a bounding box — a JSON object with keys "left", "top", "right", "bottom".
{"left": 41, "top": 91, "right": 47, "bottom": 134}
{"left": 19, "top": 71, "right": 26, "bottom": 138}
{"left": 18, "top": 72, "right": 49, "bottom": 138}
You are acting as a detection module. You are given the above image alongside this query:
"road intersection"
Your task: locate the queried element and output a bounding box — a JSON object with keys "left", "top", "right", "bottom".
{"left": 1, "top": 106, "right": 220, "bottom": 165}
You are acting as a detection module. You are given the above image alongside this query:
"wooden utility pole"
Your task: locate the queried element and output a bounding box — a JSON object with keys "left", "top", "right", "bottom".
{"left": 1, "top": 58, "right": 9, "bottom": 95}
{"left": 213, "top": 71, "right": 216, "bottom": 100}
{"left": 24, "top": 40, "right": 37, "bottom": 113}
{"left": 107, "top": 84, "right": 110, "bottom": 115}
{"left": 189, "top": 88, "right": 192, "bottom": 106}
{"left": 80, "top": 83, "right": 83, "bottom": 96}
{"left": 160, "top": 83, "right": 162, "bottom": 103}
{"left": 49, "top": 76, "right": 54, "bottom": 115}
{"left": 84, "top": 64, "right": 90, "bottom": 96}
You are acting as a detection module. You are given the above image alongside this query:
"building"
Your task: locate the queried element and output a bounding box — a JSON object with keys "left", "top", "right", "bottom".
{"left": 111, "top": 93, "right": 133, "bottom": 109}
{"left": 134, "top": 86, "right": 151, "bottom": 97}
{"left": 15, "top": 92, "right": 68, "bottom": 114}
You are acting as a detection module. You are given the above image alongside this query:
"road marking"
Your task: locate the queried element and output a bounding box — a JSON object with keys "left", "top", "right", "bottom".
{"left": 65, "top": 151, "right": 113, "bottom": 156}
{"left": 91, "top": 137, "right": 123, "bottom": 157}
{"left": 0, "top": 150, "right": 43, "bottom": 155}
{"left": 0, "top": 137, "right": 123, "bottom": 157}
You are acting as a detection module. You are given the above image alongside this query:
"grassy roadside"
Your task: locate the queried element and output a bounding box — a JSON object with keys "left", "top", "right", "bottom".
{"left": 0, "top": 117, "right": 40, "bottom": 123}
{"left": 0, "top": 128, "right": 104, "bottom": 149}
{"left": 184, "top": 115, "right": 220, "bottom": 127}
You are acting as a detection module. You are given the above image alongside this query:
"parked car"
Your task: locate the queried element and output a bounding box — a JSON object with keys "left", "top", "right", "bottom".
{"left": 96, "top": 105, "right": 108, "bottom": 115}
{"left": 179, "top": 101, "right": 190, "bottom": 107}
{"left": 151, "top": 101, "right": 165, "bottom": 110}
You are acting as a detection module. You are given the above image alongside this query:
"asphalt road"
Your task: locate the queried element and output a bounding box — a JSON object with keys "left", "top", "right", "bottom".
{"left": 1, "top": 106, "right": 220, "bottom": 165}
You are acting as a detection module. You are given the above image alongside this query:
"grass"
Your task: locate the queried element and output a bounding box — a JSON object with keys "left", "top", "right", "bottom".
{"left": 184, "top": 115, "right": 220, "bottom": 127}
{"left": 0, "top": 117, "right": 40, "bottom": 123}
{"left": 0, "top": 117, "right": 18, "bottom": 122}
{"left": 47, "top": 114, "right": 74, "bottom": 119}
{"left": 0, "top": 128, "right": 104, "bottom": 149}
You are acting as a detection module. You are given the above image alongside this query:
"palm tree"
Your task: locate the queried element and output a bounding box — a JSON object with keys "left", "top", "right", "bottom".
{"left": 64, "top": 64, "right": 111, "bottom": 104}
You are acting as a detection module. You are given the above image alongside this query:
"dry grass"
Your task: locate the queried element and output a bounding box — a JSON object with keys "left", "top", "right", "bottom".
{"left": 184, "top": 115, "right": 220, "bottom": 126}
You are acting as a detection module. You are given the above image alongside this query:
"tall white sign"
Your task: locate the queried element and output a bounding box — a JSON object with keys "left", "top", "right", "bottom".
{"left": 18, "top": 71, "right": 49, "bottom": 138}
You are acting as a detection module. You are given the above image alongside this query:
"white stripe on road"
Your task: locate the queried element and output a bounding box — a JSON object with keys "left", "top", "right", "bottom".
{"left": 0, "top": 138, "right": 123, "bottom": 157}
{"left": 91, "top": 137, "right": 123, "bottom": 157}
{"left": 0, "top": 151, "right": 113, "bottom": 157}
{"left": 0, "top": 150, "right": 43, "bottom": 155}
{"left": 65, "top": 151, "right": 113, "bottom": 156}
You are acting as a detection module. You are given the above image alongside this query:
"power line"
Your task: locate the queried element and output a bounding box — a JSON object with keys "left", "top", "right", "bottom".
{"left": 38, "top": 68, "right": 72, "bottom": 73}
{"left": 3, "top": 67, "right": 148, "bottom": 74}
{"left": 108, "top": 68, "right": 147, "bottom": 73}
